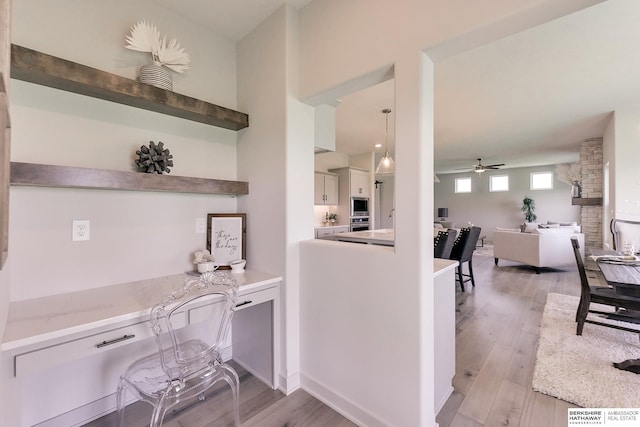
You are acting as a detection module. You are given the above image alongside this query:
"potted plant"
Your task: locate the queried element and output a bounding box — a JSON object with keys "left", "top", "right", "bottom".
{"left": 521, "top": 196, "right": 537, "bottom": 223}
{"left": 328, "top": 213, "right": 337, "bottom": 224}
{"left": 193, "top": 249, "right": 216, "bottom": 273}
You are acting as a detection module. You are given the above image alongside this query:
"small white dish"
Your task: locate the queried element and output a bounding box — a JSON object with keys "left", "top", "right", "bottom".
{"left": 197, "top": 261, "right": 216, "bottom": 273}
{"left": 230, "top": 259, "right": 246, "bottom": 274}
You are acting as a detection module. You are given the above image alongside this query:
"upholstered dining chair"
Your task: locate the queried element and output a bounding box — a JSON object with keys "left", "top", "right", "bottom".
{"left": 449, "top": 226, "right": 482, "bottom": 292}
{"left": 116, "top": 272, "right": 240, "bottom": 427}
{"left": 570, "top": 236, "right": 640, "bottom": 337}
{"left": 610, "top": 218, "right": 640, "bottom": 253}
{"left": 434, "top": 229, "right": 457, "bottom": 259}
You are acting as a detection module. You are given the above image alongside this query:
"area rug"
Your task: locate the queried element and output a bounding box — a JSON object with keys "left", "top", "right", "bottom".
{"left": 532, "top": 293, "right": 640, "bottom": 408}
{"left": 473, "top": 243, "right": 493, "bottom": 257}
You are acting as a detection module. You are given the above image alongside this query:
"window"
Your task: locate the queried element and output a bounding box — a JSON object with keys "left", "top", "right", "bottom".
{"left": 490, "top": 175, "right": 509, "bottom": 192}
{"left": 530, "top": 172, "right": 553, "bottom": 190}
{"left": 455, "top": 177, "right": 472, "bottom": 193}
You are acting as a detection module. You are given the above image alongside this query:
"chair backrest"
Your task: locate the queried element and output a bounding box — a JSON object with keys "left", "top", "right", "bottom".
{"left": 151, "top": 271, "right": 238, "bottom": 382}
{"left": 570, "top": 236, "right": 590, "bottom": 295}
{"left": 610, "top": 218, "right": 640, "bottom": 252}
{"left": 450, "top": 226, "right": 482, "bottom": 262}
{"left": 434, "top": 229, "right": 457, "bottom": 259}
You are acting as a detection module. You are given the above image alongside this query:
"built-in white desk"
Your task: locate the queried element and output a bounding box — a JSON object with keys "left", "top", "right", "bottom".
{"left": 1, "top": 270, "right": 282, "bottom": 427}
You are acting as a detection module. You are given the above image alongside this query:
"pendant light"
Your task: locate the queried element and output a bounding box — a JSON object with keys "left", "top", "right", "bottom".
{"left": 376, "top": 108, "right": 395, "bottom": 175}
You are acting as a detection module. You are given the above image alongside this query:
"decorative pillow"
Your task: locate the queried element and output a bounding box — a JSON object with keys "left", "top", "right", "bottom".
{"left": 522, "top": 222, "right": 539, "bottom": 233}
{"left": 539, "top": 223, "right": 560, "bottom": 228}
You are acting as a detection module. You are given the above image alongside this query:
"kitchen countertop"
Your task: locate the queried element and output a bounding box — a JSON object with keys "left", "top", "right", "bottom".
{"left": 334, "top": 228, "right": 394, "bottom": 246}
{"left": 434, "top": 258, "right": 458, "bottom": 277}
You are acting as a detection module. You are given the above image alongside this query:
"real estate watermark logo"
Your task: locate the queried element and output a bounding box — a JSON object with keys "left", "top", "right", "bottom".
{"left": 568, "top": 408, "right": 640, "bottom": 426}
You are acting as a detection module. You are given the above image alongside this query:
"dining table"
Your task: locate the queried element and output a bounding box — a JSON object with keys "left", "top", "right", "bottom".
{"left": 595, "top": 253, "right": 640, "bottom": 373}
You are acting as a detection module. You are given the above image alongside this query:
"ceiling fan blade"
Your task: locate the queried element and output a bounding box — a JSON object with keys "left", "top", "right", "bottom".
{"left": 485, "top": 163, "right": 505, "bottom": 168}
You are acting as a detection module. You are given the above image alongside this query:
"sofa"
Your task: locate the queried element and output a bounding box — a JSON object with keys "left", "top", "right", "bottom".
{"left": 493, "top": 227, "right": 585, "bottom": 273}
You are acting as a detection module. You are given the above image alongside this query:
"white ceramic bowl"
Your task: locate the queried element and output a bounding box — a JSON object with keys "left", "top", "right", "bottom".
{"left": 230, "top": 259, "right": 246, "bottom": 274}
{"left": 197, "top": 261, "right": 216, "bottom": 273}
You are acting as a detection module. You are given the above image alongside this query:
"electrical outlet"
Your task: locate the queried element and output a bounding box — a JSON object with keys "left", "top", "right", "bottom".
{"left": 195, "top": 217, "right": 206, "bottom": 234}
{"left": 72, "top": 220, "right": 90, "bottom": 241}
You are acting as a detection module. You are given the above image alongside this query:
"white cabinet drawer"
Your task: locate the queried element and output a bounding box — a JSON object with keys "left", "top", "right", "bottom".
{"left": 188, "top": 286, "right": 275, "bottom": 325}
{"left": 14, "top": 312, "right": 186, "bottom": 377}
{"left": 236, "top": 287, "right": 277, "bottom": 311}
{"left": 316, "top": 228, "right": 334, "bottom": 238}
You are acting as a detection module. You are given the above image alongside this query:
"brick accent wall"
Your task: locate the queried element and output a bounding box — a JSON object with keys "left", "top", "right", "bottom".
{"left": 579, "top": 138, "right": 603, "bottom": 247}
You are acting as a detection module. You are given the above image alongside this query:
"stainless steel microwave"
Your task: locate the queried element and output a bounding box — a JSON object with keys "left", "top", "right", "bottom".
{"left": 351, "top": 197, "right": 369, "bottom": 217}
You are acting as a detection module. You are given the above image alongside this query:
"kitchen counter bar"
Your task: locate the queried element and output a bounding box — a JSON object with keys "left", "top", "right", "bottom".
{"left": 334, "top": 228, "right": 395, "bottom": 246}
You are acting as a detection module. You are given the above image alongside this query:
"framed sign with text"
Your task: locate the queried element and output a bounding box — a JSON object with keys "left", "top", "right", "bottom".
{"left": 206, "top": 213, "right": 246, "bottom": 269}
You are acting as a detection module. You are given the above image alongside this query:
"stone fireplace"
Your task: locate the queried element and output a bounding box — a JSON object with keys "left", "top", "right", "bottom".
{"left": 578, "top": 137, "right": 603, "bottom": 248}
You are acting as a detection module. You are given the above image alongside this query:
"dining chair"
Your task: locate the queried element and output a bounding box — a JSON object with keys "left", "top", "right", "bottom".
{"left": 434, "top": 229, "right": 457, "bottom": 259}
{"left": 116, "top": 272, "right": 240, "bottom": 427}
{"left": 570, "top": 236, "right": 640, "bottom": 337}
{"left": 449, "top": 226, "right": 482, "bottom": 292}
{"left": 610, "top": 218, "right": 640, "bottom": 253}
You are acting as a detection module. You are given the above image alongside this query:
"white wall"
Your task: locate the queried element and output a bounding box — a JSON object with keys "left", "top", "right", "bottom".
{"left": 603, "top": 113, "right": 615, "bottom": 248}
{"left": 8, "top": 1, "right": 240, "bottom": 300}
{"left": 611, "top": 108, "right": 640, "bottom": 221}
{"left": 12, "top": 0, "right": 236, "bottom": 108}
{"left": 435, "top": 165, "right": 580, "bottom": 241}
{"left": 237, "top": 5, "right": 315, "bottom": 393}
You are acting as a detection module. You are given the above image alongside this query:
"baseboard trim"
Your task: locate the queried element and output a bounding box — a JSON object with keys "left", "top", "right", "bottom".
{"left": 300, "top": 373, "right": 390, "bottom": 427}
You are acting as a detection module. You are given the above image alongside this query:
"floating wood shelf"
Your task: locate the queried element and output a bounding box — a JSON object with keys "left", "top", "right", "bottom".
{"left": 572, "top": 197, "right": 602, "bottom": 206}
{"left": 10, "top": 162, "right": 249, "bottom": 196}
{"left": 1, "top": 74, "right": 9, "bottom": 269}
{"left": 10, "top": 44, "right": 249, "bottom": 130}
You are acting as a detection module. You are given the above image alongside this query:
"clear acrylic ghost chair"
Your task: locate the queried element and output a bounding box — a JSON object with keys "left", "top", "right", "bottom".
{"left": 116, "top": 271, "right": 240, "bottom": 426}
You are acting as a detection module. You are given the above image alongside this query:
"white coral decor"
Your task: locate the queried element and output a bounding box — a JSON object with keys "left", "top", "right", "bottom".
{"left": 125, "top": 20, "right": 190, "bottom": 73}
{"left": 193, "top": 249, "right": 214, "bottom": 264}
{"left": 555, "top": 163, "right": 582, "bottom": 185}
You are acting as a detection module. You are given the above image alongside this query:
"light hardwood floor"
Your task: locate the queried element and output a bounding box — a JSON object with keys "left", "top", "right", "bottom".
{"left": 436, "top": 251, "right": 593, "bottom": 427}
{"left": 86, "top": 250, "right": 589, "bottom": 426}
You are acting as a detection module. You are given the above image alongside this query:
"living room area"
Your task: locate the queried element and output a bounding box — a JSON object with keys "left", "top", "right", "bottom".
{"left": 434, "top": 137, "right": 604, "bottom": 273}
{"left": 433, "top": 131, "right": 640, "bottom": 425}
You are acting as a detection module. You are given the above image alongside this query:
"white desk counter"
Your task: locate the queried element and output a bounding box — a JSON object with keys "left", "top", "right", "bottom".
{"left": 2, "top": 270, "right": 280, "bottom": 351}
{"left": 1, "top": 270, "right": 282, "bottom": 427}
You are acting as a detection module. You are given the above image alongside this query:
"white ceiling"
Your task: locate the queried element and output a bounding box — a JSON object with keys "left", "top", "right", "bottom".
{"left": 154, "top": 1, "right": 640, "bottom": 174}
{"left": 153, "top": 0, "right": 312, "bottom": 42}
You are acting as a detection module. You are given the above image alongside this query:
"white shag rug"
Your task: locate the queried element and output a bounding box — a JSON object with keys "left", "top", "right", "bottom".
{"left": 533, "top": 293, "right": 640, "bottom": 408}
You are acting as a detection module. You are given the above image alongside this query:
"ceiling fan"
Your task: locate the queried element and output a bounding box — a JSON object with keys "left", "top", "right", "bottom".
{"left": 457, "top": 158, "right": 506, "bottom": 173}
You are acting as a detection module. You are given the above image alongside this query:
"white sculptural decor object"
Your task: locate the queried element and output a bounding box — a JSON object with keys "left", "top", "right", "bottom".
{"left": 193, "top": 249, "right": 216, "bottom": 273}
{"left": 125, "top": 20, "right": 191, "bottom": 90}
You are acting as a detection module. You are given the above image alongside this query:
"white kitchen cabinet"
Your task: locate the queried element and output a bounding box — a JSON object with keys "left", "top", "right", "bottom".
{"left": 350, "top": 169, "right": 370, "bottom": 198}
{"left": 314, "top": 172, "right": 338, "bottom": 205}
{"left": 315, "top": 225, "right": 349, "bottom": 240}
